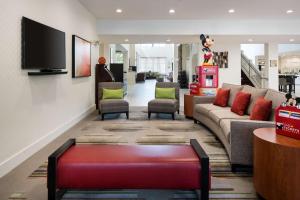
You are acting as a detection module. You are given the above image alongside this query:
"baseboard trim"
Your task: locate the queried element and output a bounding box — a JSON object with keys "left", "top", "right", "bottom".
{"left": 0, "top": 105, "right": 95, "bottom": 178}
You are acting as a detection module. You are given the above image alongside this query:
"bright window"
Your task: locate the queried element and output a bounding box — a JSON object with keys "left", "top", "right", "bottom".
{"left": 139, "top": 57, "right": 167, "bottom": 74}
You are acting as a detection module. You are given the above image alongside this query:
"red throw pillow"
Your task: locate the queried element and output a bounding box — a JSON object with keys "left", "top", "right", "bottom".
{"left": 213, "top": 88, "right": 230, "bottom": 107}
{"left": 250, "top": 98, "right": 272, "bottom": 121}
{"left": 231, "top": 91, "right": 251, "bottom": 116}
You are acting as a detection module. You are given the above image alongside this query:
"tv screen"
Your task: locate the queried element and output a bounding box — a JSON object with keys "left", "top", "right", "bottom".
{"left": 22, "top": 17, "right": 66, "bottom": 69}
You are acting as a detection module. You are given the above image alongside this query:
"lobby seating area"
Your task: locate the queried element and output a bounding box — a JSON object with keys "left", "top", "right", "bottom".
{"left": 1, "top": 0, "right": 300, "bottom": 200}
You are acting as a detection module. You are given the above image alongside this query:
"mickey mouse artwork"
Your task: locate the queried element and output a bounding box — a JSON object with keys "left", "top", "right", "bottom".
{"left": 200, "top": 34, "right": 214, "bottom": 65}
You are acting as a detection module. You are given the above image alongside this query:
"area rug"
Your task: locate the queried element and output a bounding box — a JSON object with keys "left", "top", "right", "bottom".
{"left": 94, "top": 107, "right": 187, "bottom": 121}
{"left": 12, "top": 109, "right": 257, "bottom": 199}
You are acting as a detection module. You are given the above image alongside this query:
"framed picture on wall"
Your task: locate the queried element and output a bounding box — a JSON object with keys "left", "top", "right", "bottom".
{"left": 213, "top": 51, "right": 228, "bottom": 68}
{"left": 72, "top": 35, "right": 91, "bottom": 78}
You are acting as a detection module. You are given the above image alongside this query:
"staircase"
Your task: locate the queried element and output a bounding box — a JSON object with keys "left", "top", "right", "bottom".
{"left": 241, "top": 70, "right": 255, "bottom": 87}
{"left": 241, "top": 52, "right": 266, "bottom": 88}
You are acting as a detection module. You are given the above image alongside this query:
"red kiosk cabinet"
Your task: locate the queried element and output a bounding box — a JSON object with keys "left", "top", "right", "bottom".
{"left": 197, "top": 66, "right": 219, "bottom": 96}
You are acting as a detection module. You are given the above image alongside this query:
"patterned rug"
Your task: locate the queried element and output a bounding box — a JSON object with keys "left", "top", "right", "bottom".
{"left": 10, "top": 109, "right": 257, "bottom": 199}
{"left": 94, "top": 109, "right": 188, "bottom": 121}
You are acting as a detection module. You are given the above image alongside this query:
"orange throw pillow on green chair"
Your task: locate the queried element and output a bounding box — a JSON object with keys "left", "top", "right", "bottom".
{"left": 213, "top": 88, "right": 230, "bottom": 107}
{"left": 250, "top": 98, "right": 272, "bottom": 121}
{"left": 231, "top": 91, "right": 251, "bottom": 116}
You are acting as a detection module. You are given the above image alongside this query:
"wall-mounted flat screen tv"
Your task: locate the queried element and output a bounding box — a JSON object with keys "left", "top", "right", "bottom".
{"left": 22, "top": 17, "right": 66, "bottom": 70}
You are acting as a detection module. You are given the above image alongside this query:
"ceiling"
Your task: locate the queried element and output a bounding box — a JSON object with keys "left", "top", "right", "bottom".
{"left": 80, "top": 0, "right": 300, "bottom": 20}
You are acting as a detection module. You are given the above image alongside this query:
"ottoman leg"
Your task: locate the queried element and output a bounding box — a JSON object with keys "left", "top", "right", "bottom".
{"left": 195, "top": 190, "right": 201, "bottom": 200}
{"left": 126, "top": 111, "right": 129, "bottom": 119}
{"left": 102, "top": 113, "right": 105, "bottom": 121}
{"left": 48, "top": 139, "right": 75, "bottom": 200}
{"left": 191, "top": 139, "right": 209, "bottom": 200}
{"left": 148, "top": 112, "right": 151, "bottom": 119}
{"left": 201, "top": 189, "right": 209, "bottom": 200}
{"left": 48, "top": 157, "right": 57, "bottom": 200}
{"left": 172, "top": 113, "right": 175, "bottom": 120}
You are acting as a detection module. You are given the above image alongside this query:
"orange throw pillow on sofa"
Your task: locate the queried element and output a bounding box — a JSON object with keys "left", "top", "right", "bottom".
{"left": 213, "top": 88, "right": 230, "bottom": 107}
{"left": 250, "top": 98, "right": 272, "bottom": 121}
{"left": 231, "top": 91, "right": 251, "bottom": 116}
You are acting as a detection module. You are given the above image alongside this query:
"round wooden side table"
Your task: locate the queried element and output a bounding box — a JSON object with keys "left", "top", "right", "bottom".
{"left": 253, "top": 128, "right": 300, "bottom": 200}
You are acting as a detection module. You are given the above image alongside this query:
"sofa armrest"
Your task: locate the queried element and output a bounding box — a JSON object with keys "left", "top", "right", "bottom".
{"left": 230, "top": 120, "right": 275, "bottom": 166}
{"left": 193, "top": 96, "right": 215, "bottom": 107}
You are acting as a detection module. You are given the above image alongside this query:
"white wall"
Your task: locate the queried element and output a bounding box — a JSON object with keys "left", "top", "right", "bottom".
{"left": 265, "top": 43, "right": 279, "bottom": 90}
{"left": 241, "top": 44, "right": 264, "bottom": 64}
{"left": 0, "top": 0, "right": 98, "bottom": 177}
{"left": 218, "top": 42, "right": 241, "bottom": 86}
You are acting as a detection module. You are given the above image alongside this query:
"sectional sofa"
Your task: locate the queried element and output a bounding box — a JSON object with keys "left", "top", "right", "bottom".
{"left": 193, "top": 83, "right": 286, "bottom": 169}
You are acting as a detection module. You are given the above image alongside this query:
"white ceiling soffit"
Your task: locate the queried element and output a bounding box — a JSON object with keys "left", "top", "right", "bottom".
{"left": 98, "top": 35, "right": 300, "bottom": 44}
{"left": 96, "top": 20, "right": 300, "bottom": 35}
{"left": 79, "top": 0, "right": 300, "bottom": 20}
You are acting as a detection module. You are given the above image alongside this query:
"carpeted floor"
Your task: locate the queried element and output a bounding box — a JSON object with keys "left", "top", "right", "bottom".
{"left": 6, "top": 107, "right": 258, "bottom": 200}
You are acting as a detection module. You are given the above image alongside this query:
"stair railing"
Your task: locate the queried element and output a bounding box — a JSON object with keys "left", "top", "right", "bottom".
{"left": 241, "top": 52, "right": 265, "bottom": 88}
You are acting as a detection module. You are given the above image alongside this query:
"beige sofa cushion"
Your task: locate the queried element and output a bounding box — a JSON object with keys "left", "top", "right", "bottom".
{"left": 241, "top": 85, "right": 268, "bottom": 115}
{"left": 264, "top": 89, "right": 286, "bottom": 121}
{"left": 194, "top": 104, "right": 230, "bottom": 115}
{"left": 208, "top": 109, "right": 249, "bottom": 124}
{"left": 222, "top": 83, "right": 243, "bottom": 107}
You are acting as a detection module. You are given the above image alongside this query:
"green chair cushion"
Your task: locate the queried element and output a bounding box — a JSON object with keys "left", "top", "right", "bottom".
{"left": 102, "top": 88, "right": 123, "bottom": 99}
{"left": 155, "top": 87, "right": 176, "bottom": 99}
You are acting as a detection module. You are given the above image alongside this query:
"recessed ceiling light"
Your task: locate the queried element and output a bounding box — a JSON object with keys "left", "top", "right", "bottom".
{"left": 116, "top": 9, "right": 122, "bottom": 13}
{"left": 166, "top": 39, "right": 171, "bottom": 42}
{"left": 289, "top": 38, "right": 295, "bottom": 42}
{"left": 286, "top": 9, "right": 294, "bottom": 14}
{"left": 169, "top": 9, "right": 175, "bottom": 14}
{"left": 124, "top": 39, "right": 129, "bottom": 42}
{"left": 248, "top": 38, "right": 253, "bottom": 42}
{"left": 228, "top": 9, "right": 235, "bottom": 13}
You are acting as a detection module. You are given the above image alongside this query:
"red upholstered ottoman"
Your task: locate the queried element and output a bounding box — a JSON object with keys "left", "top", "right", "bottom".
{"left": 47, "top": 139, "right": 210, "bottom": 200}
